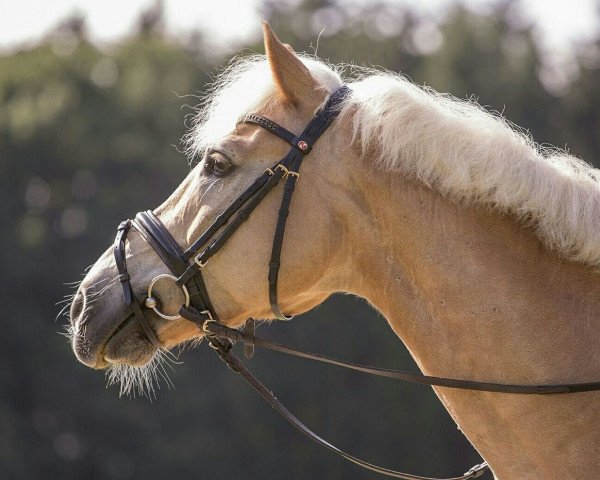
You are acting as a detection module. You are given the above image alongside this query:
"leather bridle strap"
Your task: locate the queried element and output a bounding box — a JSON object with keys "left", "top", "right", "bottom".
{"left": 197, "top": 319, "right": 600, "bottom": 395}
{"left": 178, "top": 305, "right": 600, "bottom": 478}
{"left": 114, "top": 221, "right": 162, "bottom": 349}
{"left": 257, "top": 85, "right": 351, "bottom": 319}
{"left": 179, "top": 167, "right": 281, "bottom": 264}
{"left": 134, "top": 211, "right": 217, "bottom": 318}
{"left": 241, "top": 114, "right": 299, "bottom": 146}
{"left": 134, "top": 211, "right": 188, "bottom": 275}
{"left": 179, "top": 164, "right": 288, "bottom": 278}
{"left": 197, "top": 319, "right": 490, "bottom": 480}
{"left": 177, "top": 86, "right": 351, "bottom": 320}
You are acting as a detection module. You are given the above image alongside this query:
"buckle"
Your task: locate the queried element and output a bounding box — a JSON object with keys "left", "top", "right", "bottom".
{"left": 202, "top": 318, "right": 217, "bottom": 334}
{"left": 275, "top": 164, "right": 299, "bottom": 179}
{"left": 275, "top": 164, "right": 289, "bottom": 176}
{"left": 194, "top": 253, "right": 208, "bottom": 267}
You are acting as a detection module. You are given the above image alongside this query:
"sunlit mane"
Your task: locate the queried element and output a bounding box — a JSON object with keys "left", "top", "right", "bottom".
{"left": 184, "top": 55, "right": 342, "bottom": 157}
{"left": 187, "top": 55, "right": 600, "bottom": 268}
{"left": 343, "top": 73, "right": 600, "bottom": 267}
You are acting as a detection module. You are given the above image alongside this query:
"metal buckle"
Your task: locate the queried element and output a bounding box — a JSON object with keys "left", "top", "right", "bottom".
{"left": 202, "top": 318, "right": 217, "bottom": 334}
{"left": 264, "top": 168, "right": 274, "bottom": 176}
{"left": 145, "top": 274, "right": 190, "bottom": 320}
{"left": 275, "top": 164, "right": 299, "bottom": 179}
{"left": 275, "top": 164, "right": 289, "bottom": 176}
{"left": 194, "top": 254, "right": 208, "bottom": 268}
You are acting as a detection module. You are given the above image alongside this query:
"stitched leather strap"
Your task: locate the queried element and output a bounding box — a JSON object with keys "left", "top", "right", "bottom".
{"left": 199, "top": 320, "right": 600, "bottom": 395}
{"left": 135, "top": 211, "right": 188, "bottom": 275}
{"left": 268, "top": 172, "right": 299, "bottom": 320}
{"left": 177, "top": 162, "right": 288, "bottom": 286}
{"left": 181, "top": 169, "right": 275, "bottom": 261}
{"left": 240, "top": 114, "right": 298, "bottom": 147}
{"left": 135, "top": 211, "right": 217, "bottom": 320}
{"left": 262, "top": 86, "right": 352, "bottom": 319}
{"left": 200, "top": 326, "right": 491, "bottom": 480}
{"left": 113, "top": 221, "right": 162, "bottom": 349}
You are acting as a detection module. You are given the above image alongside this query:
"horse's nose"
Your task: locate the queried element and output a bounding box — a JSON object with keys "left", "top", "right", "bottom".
{"left": 70, "top": 289, "right": 86, "bottom": 326}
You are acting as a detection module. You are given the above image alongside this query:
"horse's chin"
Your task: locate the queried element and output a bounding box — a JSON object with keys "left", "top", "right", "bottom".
{"left": 101, "top": 315, "right": 157, "bottom": 367}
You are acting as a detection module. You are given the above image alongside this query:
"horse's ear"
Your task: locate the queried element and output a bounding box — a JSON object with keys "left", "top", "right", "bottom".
{"left": 262, "top": 21, "right": 320, "bottom": 108}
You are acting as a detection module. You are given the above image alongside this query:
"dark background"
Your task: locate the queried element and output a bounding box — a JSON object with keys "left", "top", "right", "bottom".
{"left": 2, "top": 1, "right": 600, "bottom": 479}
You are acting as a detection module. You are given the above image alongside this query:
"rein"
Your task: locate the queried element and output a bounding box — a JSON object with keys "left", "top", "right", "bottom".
{"left": 186, "top": 310, "right": 490, "bottom": 480}
{"left": 113, "top": 85, "right": 600, "bottom": 480}
{"left": 194, "top": 316, "right": 600, "bottom": 395}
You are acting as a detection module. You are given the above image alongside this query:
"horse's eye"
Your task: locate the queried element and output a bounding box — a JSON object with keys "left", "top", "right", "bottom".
{"left": 205, "top": 150, "right": 233, "bottom": 177}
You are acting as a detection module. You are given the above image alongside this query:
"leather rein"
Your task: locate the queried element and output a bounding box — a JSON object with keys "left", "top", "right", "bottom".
{"left": 112, "top": 85, "right": 600, "bottom": 480}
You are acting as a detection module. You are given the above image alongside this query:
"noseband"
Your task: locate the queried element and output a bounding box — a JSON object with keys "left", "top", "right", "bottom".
{"left": 111, "top": 85, "right": 600, "bottom": 480}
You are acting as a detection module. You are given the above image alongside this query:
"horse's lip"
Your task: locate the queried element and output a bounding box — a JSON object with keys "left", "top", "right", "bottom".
{"left": 72, "top": 310, "right": 132, "bottom": 369}
{"left": 96, "top": 314, "right": 136, "bottom": 368}
{"left": 100, "top": 312, "right": 159, "bottom": 367}
{"left": 105, "top": 313, "right": 135, "bottom": 345}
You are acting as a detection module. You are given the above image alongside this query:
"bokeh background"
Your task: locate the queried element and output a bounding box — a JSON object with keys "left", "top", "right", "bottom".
{"left": 2, "top": 1, "right": 600, "bottom": 479}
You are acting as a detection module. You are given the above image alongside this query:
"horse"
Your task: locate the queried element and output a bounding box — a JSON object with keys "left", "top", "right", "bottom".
{"left": 69, "top": 22, "right": 600, "bottom": 480}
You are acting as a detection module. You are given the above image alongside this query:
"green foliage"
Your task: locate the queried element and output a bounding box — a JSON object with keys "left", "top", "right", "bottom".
{"left": 2, "top": 2, "right": 599, "bottom": 479}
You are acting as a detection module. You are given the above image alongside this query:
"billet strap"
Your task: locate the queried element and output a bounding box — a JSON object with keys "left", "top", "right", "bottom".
{"left": 242, "top": 319, "right": 255, "bottom": 359}
{"left": 180, "top": 305, "right": 213, "bottom": 324}
{"left": 114, "top": 221, "right": 134, "bottom": 305}
{"left": 113, "top": 221, "right": 162, "bottom": 349}
{"left": 200, "top": 325, "right": 490, "bottom": 480}
{"left": 200, "top": 320, "right": 600, "bottom": 395}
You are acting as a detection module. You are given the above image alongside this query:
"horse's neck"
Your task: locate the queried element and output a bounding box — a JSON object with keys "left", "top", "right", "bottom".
{"left": 344, "top": 171, "right": 600, "bottom": 479}
{"left": 353, "top": 174, "right": 600, "bottom": 378}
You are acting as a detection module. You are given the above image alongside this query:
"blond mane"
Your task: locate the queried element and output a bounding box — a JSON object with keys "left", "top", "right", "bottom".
{"left": 186, "top": 55, "right": 600, "bottom": 268}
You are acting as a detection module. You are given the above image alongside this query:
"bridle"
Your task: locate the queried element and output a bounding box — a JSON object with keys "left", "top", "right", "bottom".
{"left": 115, "top": 86, "right": 351, "bottom": 338}
{"left": 112, "top": 85, "right": 600, "bottom": 480}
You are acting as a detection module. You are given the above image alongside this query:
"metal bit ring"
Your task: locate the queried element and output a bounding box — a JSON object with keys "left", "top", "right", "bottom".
{"left": 145, "top": 274, "right": 190, "bottom": 320}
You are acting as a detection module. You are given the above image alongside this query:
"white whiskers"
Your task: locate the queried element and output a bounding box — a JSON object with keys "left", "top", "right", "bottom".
{"left": 105, "top": 348, "right": 180, "bottom": 400}
{"left": 60, "top": 262, "right": 188, "bottom": 401}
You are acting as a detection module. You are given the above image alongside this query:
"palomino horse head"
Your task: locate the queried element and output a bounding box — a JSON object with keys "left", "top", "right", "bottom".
{"left": 69, "top": 24, "right": 353, "bottom": 373}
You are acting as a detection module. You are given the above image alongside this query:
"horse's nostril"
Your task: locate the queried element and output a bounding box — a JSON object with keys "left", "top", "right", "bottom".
{"left": 70, "top": 290, "right": 86, "bottom": 324}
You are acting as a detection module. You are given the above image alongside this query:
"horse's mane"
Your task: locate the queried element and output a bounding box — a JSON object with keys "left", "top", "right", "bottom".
{"left": 186, "top": 55, "right": 600, "bottom": 268}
